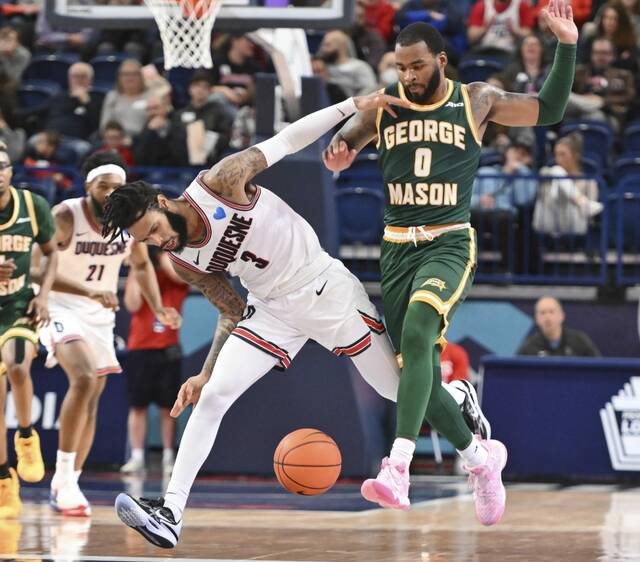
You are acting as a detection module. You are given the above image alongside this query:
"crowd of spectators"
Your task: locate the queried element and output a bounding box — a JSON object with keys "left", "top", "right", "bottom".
{"left": 0, "top": 0, "right": 639, "bottom": 242}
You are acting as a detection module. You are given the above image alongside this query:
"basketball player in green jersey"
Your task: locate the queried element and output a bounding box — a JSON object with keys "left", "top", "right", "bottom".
{"left": 0, "top": 143, "right": 58, "bottom": 518}
{"left": 324, "top": 0, "right": 578, "bottom": 524}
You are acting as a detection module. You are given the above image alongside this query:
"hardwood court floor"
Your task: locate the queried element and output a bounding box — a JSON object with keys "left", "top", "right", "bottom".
{"left": 0, "top": 476, "right": 638, "bottom": 562}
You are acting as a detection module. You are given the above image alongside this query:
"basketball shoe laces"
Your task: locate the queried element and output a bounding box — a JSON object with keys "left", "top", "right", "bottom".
{"left": 466, "top": 463, "right": 498, "bottom": 500}
{"left": 140, "top": 497, "right": 177, "bottom": 524}
{"left": 380, "top": 457, "right": 408, "bottom": 490}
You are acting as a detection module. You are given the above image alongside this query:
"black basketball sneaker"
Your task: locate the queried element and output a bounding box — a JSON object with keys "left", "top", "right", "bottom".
{"left": 451, "top": 379, "right": 492, "bottom": 440}
{"left": 115, "top": 493, "right": 182, "bottom": 548}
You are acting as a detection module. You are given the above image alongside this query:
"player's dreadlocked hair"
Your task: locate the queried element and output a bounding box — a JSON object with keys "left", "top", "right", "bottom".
{"left": 102, "top": 180, "right": 160, "bottom": 242}
{"left": 396, "top": 22, "right": 445, "bottom": 55}
{"left": 81, "top": 150, "right": 129, "bottom": 180}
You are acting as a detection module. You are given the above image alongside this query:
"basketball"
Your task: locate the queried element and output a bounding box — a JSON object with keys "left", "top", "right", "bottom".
{"left": 273, "top": 429, "right": 342, "bottom": 495}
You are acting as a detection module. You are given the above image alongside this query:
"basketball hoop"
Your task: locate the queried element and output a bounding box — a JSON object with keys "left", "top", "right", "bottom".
{"left": 143, "top": 0, "right": 222, "bottom": 69}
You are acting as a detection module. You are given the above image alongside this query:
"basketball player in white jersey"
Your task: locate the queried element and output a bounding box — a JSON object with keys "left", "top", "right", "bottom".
{"left": 35, "top": 153, "right": 182, "bottom": 516}
{"left": 104, "top": 92, "right": 489, "bottom": 548}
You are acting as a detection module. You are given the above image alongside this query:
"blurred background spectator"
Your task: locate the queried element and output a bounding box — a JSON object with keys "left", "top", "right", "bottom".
{"left": 359, "top": 0, "right": 396, "bottom": 43}
{"left": 311, "top": 56, "right": 349, "bottom": 104}
{"left": 533, "top": 134, "right": 603, "bottom": 237}
{"left": 466, "top": 0, "right": 535, "bottom": 62}
{"left": 44, "top": 63, "right": 102, "bottom": 152}
{"left": 517, "top": 296, "right": 601, "bottom": 356}
{"left": 132, "top": 96, "right": 188, "bottom": 167}
{"left": 121, "top": 248, "right": 189, "bottom": 476}
{"left": 0, "top": 26, "right": 30, "bottom": 83}
{"left": 173, "top": 70, "right": 234, "bottom": 165}
{"left": 100, "top": 59, "right": 155, "bottom": 137}
{"left": 95, "top": 120, "right": 134, "bottom": 166}
{"left": 350, "top": 0, "right": 387, "bottom": 69}
{"left": 317, "top": 30, "right": 377, "bottom": 97}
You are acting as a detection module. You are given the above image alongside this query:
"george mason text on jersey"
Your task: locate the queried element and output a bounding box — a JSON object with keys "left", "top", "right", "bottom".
{"left": 383, "top": 118, "right": 464, "bottom": 206}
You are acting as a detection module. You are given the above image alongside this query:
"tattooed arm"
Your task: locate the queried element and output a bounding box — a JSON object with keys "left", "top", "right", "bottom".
{"left": 169, "top": 262, "right": 246, "bottom": 417}
{"left": 172, "top": 262, "right": 245, "bottom": 380}
{"left": 466, "top": 82, "right": 541, "bottom": 138}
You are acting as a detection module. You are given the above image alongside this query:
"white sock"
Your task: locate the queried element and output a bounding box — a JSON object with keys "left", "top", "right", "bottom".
{"left": 162, "top": 448, "right": 174, "bottom": 464}
{"left": 457, "top": 437, "right": 489, "bottom": 468}
{"left": 74, "top": 470, "right": 81, "bottom": 483}
{"left": 131, "top": 448, "right": 144, "bottom": 463}
{"left": 55, "top": 450, "right": 76, "bottom": 482}
{"left": 389, "top": 437, "right": 415, "bottom": 466}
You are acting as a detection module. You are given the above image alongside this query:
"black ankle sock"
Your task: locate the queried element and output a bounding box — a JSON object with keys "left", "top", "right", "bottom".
{"left": 0, "top": 463, "right": 10, "bottom": 479}
{"left": 18, "top": 425, "right": 32, "bottom": 438}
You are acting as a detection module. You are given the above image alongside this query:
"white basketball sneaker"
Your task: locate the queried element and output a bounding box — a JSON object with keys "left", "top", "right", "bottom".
{"left": 115, "top": 494, "right": 182, "bottom": 549}
{"left": 50, "top": 479, "right": 91, "bottom": 517}
{"left": 120, "top": 457, "right": 146, "bottom": 474}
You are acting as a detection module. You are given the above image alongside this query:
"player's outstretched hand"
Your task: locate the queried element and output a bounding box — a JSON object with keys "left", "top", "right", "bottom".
{"left": 157, "top": 306, "right": 182, "bottom": 329}
{"left": 353, "top": 92, "right": 411, "bottom": 118}
{"left": 541, "top": 0, "right": 578, "bottom": 44}
{"left": 27, "top": 294, "right": 50, "bottom": 327}
{"left": 322, "top": 140, "right": 358, "bottom": 173}
{"left": 89, "top": 289, "right": 119, "bottom": 310}
{"left": 171, "top": 373, "right": 208, "bottom": 418}
{"left": 0, "top": 258, "right": 16, "bottom": 281}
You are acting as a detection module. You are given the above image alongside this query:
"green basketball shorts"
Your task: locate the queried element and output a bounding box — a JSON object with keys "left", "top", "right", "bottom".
{"left": 380, "top": 225, "right": 477, "bottom": 366}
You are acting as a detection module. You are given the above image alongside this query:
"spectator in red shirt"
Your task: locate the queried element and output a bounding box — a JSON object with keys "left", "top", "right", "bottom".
{"left": 440, "top": 342, "right": 470, "bottom": 384}
{"left": 95, "top": 120, "right": 134, "bottom": 167}
{"left": 467, "top": 0, "right": 535, "bottom": 61}
{"left": 359, "top": 0, "right": 396, "bottom": 42}
{"left": 120, "top": 248, "right": 189, "bottom": 475}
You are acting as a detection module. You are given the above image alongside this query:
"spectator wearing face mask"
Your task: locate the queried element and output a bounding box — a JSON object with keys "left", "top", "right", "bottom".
{"left": 316, "top": 30, "right": 378, "bottom": 97}
{"left": 378, "top": 51, "right": 398, "bottom": 88}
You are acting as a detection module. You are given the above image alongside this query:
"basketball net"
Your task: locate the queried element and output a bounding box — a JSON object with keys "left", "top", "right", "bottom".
{"left": 143, "top": 0, "right": 222, "bottom": 69}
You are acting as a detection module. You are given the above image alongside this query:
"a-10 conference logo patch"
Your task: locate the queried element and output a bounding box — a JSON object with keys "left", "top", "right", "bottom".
{"left": 600, "top": 376, "right": 640, "bottom": 471}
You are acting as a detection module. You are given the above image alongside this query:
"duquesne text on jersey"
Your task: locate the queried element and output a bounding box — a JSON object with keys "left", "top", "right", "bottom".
{"left": 74, "top": 240, "right": 128, "bottom": 257}
{"left": 205, "top": 213, "right": 253, "bottom": 272}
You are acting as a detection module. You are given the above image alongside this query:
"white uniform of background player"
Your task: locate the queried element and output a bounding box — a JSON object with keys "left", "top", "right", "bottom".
{"left": 40, "top": 196, "right": 132, "bottom": 375}
{"left": 36, "top": 156, "right": 181, "bottom": 517}
{"left": 111, "top": 94, "right": 483, "bottom": 548}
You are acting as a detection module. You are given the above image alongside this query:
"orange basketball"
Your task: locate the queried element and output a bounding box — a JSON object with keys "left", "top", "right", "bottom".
{"left": 273, "top": 428, "right": 342, "bottom": 495}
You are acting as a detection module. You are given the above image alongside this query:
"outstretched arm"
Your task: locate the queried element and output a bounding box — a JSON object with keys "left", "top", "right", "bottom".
{"left": 467, "top": 0, "right": 578, "bottom": 136}
{"left": 200, "top": 92, "right": 408, "bottom": 201}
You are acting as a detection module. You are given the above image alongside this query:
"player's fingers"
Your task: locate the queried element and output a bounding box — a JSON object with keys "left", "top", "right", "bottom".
{"left": 384, "top": 95, "right": 410, "bottom": 108}
{"left": 26, "top": 300, "right": 34, "bottom": 314}
{"left": 559, "top": 0, "right": 566, "bottom": 18}
{"left": 566, "top": 4, "right": 573, "bottom": 20}
{"left": 384, "top": 103, "right": 398, "bottom": 118}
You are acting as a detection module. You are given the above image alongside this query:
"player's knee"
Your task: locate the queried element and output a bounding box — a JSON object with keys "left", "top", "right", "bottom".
{"left": 401, "top": 302, "right": 441, "bottom": 358}
{"left": 70, "top": 371, "right": 96, "bottom": 393}
{"left": 197, "top": 381, "right": 238, "bottom": 419}
{"left": 5, "top": 362, "right": 30, "bottom": 383}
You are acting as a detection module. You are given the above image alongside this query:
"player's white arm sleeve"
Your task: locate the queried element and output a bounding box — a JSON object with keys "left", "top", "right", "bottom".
{"left": 254, "top": 97, "right": 358, "bottom": 167}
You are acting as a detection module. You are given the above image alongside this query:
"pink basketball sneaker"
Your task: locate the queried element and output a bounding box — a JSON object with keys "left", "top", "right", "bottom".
{"left": 466, "top": 439, "right": 508, "bottom": 526}
{"left": 361, "top": 457, "right": 410, "bottom": 510}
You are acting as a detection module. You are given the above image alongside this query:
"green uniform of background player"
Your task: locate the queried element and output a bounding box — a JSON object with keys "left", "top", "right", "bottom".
{"left": 0, "top": 144, "right": 58, "bottom": 518}
{"left": 324, "top": 1, "right": 578, "bottom": 522}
